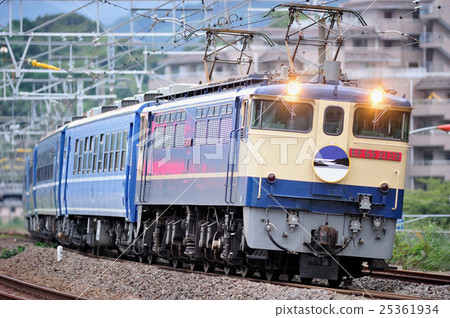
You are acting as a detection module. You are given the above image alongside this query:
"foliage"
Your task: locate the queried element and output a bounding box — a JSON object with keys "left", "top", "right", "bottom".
{"left": 0, "top": 246, "right": 26, "bottom": 259}
{"left": 35, "top": 241, "right": 57, "bottom": 248}
{"left": 390, "top": 223, "right": 450, "bottom": 271}
{"left": 403, "top": 179, "right": 450, "bottom": 227}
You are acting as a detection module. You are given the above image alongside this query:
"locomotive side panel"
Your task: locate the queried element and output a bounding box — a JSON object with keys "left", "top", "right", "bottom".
{"left": 138, "top": 95, "right": 242, "bottom": 206}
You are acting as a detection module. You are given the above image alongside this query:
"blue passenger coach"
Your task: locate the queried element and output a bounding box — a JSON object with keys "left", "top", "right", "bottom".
{"left": 26, "top": 103, "right": 148, "bottom": 250}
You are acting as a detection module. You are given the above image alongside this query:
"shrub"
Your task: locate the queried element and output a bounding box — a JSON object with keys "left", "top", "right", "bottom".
{"left": 0, "top": 246, "right": 26, "bottom": 259}
{"left": 390, "top": 223, "right": 450, "bottom": 271}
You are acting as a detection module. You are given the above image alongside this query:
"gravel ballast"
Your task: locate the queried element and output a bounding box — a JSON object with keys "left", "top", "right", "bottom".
{"left": 0, "top": 236, "right": 448, "bottom": 300}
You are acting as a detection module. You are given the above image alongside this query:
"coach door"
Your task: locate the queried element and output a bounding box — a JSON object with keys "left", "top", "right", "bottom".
{"left": 311, "top": 101, "right": 351, "bottom": 193}
{"left": 55, "top": 130, "right": 65, "bottom": 217}
{"left": 61, "top": 136, "right": 71, "bottom": 216}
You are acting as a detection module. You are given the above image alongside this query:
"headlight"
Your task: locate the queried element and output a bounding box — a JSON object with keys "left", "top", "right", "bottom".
{"left": 287, "top": 81, "right": 301, "bottom": 95}
{"left": 371, "top": 88, "right": 385, "bottom": 104}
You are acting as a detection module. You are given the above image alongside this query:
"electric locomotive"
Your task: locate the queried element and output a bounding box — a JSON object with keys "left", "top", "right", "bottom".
{"left": 131, "top": 64, "right": 410, "bottom": 285}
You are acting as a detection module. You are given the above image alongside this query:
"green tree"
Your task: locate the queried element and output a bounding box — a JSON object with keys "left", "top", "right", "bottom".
{"left": 403, "top": 178, "right": 450, "bottom": 227}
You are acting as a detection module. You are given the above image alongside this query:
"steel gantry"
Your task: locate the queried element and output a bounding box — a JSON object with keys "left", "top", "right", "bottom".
{"left": 0, "top": 0, "right": 318, "bottom": 183}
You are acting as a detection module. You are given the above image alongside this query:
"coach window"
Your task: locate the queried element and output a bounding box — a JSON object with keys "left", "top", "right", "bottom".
{"left": 353, "top": 107, "right": 410, "bottom": 141}
{"left": 120, "top": 131, "right": 127, "bottom": 171}
{"left": 83, "top": 137, "right": 89, "bottom": 174}
{"left": 323, "top": 106, "right": 344, "bottom": 136}
{"left": 109, "top": 132, "right": 116, "bottom": 172}
{"left": 78, "top": 139, "right": 84, "bottom": 174}
{"left": 251, "top": 100, "right": 313, "bottom": 132}
{"left": 103, "top": 133, "right": 110, "bottom": 172}
{"left": 97, "top": 134, "right": 104, "bottom": 172}
{"left": 87, "top": 136, "right": 93, "bottom": 173}
{"left": 92, "top": 135, "right": 99, "bottom": 173}
{"left": 114, "top": 132, "right": 121, "bottom": 171}
{"left": 73, "top": 139, "right": 79, "bottom": 174}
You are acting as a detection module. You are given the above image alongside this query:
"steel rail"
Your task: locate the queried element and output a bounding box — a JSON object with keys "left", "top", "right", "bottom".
{"left": 363, "top": 267, "right": 450, "bottom": 285}
{"left": 0, "top": 273, "right": 87, "bottom": 300}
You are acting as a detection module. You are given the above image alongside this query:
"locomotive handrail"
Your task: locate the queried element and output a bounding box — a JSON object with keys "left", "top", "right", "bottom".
{"left": 225, "top": 128, "right": 241, "bottom": 204}
{"left": 392, "top": 170, "right": 400, "bottom": 211}
{"left": 257, "top": 159, "right": 263, "bottom": 199}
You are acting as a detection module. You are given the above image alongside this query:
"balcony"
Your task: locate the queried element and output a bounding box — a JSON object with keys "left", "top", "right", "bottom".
{"left": 347, "top": 67, "right": 427, "bottom": 79}
{"left": 420, "top": 4, "right": 450, "bottom": 31}
{"left": 409, "top": 134, "right": 450, "bottom": 151}
{"left": 407, "top": 161, "right": 450, "bottom": 181}
{"left": 420, "top": 33, "right": 450, "bottom": 59}
{"left": 412, "top": 100, "right": 450, "bottom": 120}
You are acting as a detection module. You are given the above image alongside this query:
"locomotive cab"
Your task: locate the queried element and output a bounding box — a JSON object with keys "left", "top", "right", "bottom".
{"left": 238, "top": 83, "right": 411, "bottom": 284}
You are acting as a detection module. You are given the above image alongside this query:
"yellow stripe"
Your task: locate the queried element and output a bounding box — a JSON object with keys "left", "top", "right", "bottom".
{"left": 146, "top": 171, "right": 234, "bottom": 180}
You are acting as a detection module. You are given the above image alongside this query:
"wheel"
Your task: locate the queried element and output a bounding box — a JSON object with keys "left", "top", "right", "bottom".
{"left": 190, "top": 263, "right": 200, "bottom": 271}
{"left": 287, "top": 273, "right": 296, "bottom": 282}
{"left": 327, "top": 279, "right": 342, "bottom": 288}
{"left": 172, "top": 258, "right": 183, "bottom": 268}
{"left": 240, "top": 266, "right": 253, "bottom": 278}
{"left": 223, "top": 267, "right": 236, "bottom": 276}
{"left": 92, "top": 246, "right": 102, "bottom": 256}
{"left": 138, "top": 255, "right": 147, "bottom": 263}
{"left": 343, "top": 279, "right": 353, "bottom": 287}
{"left": 300, "top": 277, "right": 313, "bottom": 284}
{"left": 148, "top": 253, "right": 157, "bottom": 264}
{"left": 203, "top": 262, "right": 215, "bottom": 273}
{"left": 265, "top": 271, "right": 280, "bottom": 281}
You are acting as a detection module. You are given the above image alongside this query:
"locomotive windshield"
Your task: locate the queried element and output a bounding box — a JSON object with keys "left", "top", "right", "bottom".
{"left": 251, "top": 99, "right": 313, "bottom": 132}
{"left": 353, "top": 107, "right": 410, "bottom": 141}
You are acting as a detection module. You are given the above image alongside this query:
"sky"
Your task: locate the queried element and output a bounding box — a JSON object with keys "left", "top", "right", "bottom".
{"left": 0, "top": 0, "right": 137, "bottom": 29}
{"left": 0, "top": 0, "right": 348, "bottom": 31}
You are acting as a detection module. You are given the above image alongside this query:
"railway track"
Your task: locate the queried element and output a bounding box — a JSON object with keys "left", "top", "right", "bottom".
{"left": 0, "top": 273, "right": 87, "bottom": 300}
{"left": 2, "top": 234, "right": 447, "bottom": 300}
{"left": 68, "top": 248, "right": 435, "bottom": 300}
{"left": 154, "top": 263, "right": 434, "bottom": 300}
{"left": 363, "top": 267, "right": 450, "bottom": 285}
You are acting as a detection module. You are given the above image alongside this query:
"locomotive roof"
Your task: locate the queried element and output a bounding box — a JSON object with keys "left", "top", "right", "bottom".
{"left": 143, "top": 81, "right": 411, "bottom": 113}
{"left": 38, "top": 102, "right": 148, "bottom": 142}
